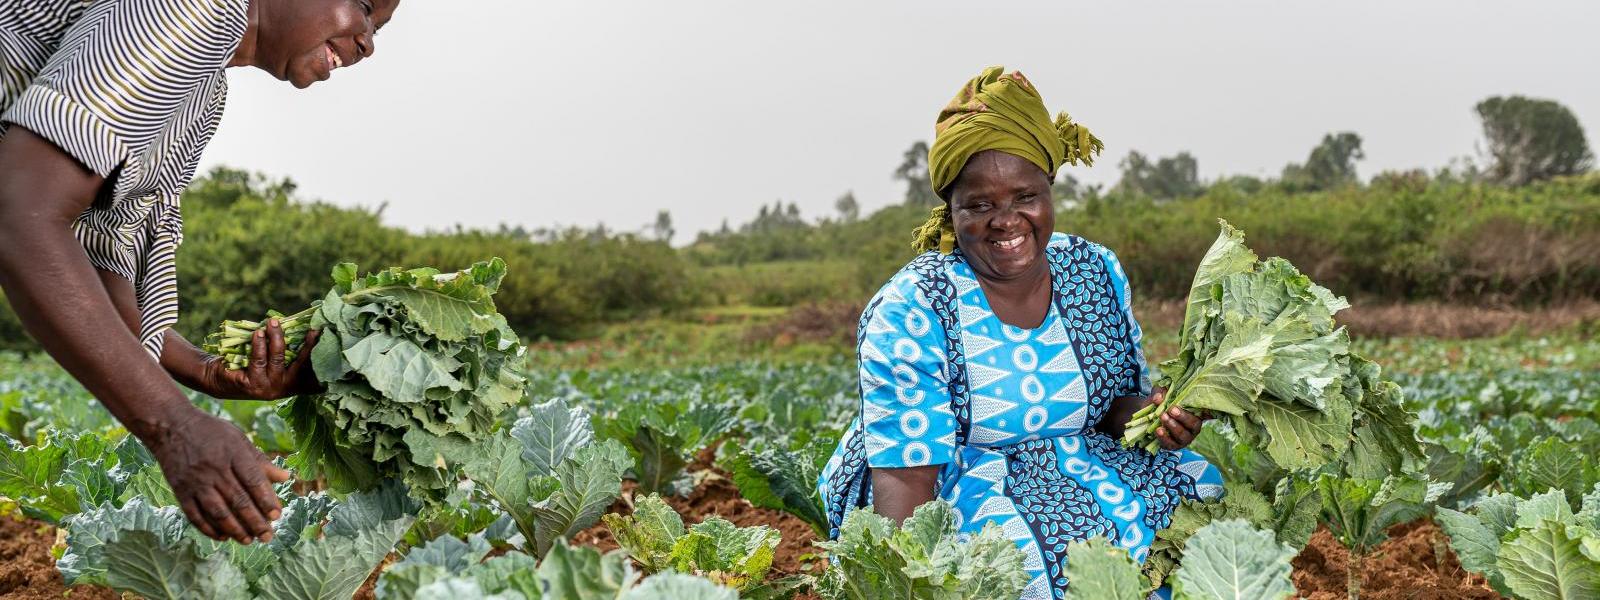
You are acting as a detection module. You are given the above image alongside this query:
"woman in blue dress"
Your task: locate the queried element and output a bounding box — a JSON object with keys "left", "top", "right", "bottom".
{"left": 818, "top": 67, "right": 1223, "bottom": 600}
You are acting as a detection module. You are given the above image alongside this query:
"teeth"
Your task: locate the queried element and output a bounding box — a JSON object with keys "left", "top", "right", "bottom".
{"left": 992, "top": 236, "right": 1025, "bottom": 250}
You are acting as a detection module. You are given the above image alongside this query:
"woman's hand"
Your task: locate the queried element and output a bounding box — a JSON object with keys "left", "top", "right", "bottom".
{"left": 203, "top": 319, "right": 322, "bottom": 400}
{"left": 148, "top": 406, "right": 292, "bottom": 543}
{"left": 1145, "top": 389, "right": 1207, "bottom": 450}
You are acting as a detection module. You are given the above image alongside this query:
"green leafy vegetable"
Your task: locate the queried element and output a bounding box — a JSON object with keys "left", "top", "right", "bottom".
{"left": 1171, "top": 519, "right": 1296, "bottom": 600}
{"left": 723, "top": 441, "right": 831, "bottom": 537}
{"left": 597, "top": 400, "right": 736, "bottom": 495}
{"left": 604, "top": 493, "right": 780, "bottom": 590}
{"left": 1317, "top": 473, "right": 1445, "bottom": 600}
{"left": 58, "top": 481, "right": 416, "bottom": 600}
{"left": 1123, "top": 221, "right": 1423, "bottom": 478}
{"left": 1062, "top": 536, "right": 1146, "bottom": 600}
{"left": 219, "top": 259, "right": 529, "bottom": 501}
{"left": 0, "top": 431, "right": 148, "bottom": 523}
{"left": 816, "top": 501, "right": 1029, "bottom": 600}
{"left": 415, "top": 399, "right": 631, "bottom": 558}
{"left": 1438, "top": 486, "right": 1600, "bottom": 599}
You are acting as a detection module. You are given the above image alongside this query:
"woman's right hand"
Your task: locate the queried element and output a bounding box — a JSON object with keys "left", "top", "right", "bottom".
{"left": 146, "top": 407, "right": 291, "bottom": 543}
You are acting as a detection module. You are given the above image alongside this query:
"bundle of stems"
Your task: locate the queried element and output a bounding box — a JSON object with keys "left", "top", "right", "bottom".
{"left": 202, "top": 305, "right": 317, "bottom": 370}
{"left": 1122, "top": 402, "right": 1177, "bottom": 454}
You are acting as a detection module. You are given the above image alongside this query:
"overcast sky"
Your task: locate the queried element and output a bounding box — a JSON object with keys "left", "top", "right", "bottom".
{"left": 199, "top": 0, "right": 1600, "bottom": 242}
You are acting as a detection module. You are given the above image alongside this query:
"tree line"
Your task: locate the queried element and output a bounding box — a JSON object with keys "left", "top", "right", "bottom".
{"left": 0, "top": 95, "right": 1592, "bottom": 351}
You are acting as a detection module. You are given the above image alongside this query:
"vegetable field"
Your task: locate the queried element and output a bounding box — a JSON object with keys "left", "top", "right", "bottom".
{"left": 1, "top": 293, "right": 1597, "bottom": 598}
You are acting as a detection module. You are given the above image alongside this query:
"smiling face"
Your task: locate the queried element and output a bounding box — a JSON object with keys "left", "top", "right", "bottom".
{"left": 945, "top": 150, "right": 1055, "bottom": 283}
{"left": 252, "top": 0, "right": 401, "bottom": 88}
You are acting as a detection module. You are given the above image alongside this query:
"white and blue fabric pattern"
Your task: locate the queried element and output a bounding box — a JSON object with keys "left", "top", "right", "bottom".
{"left": 819, "top": 233, "right": 1225, "bottom": 600}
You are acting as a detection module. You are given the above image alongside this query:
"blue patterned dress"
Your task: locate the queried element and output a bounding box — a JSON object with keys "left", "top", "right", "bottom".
{"left": 818, "top": 233, "right": 1224, "bottom": 600}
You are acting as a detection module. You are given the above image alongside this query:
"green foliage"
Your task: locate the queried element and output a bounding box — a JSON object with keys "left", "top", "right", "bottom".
{"left": 1281, "top": 132, "right": 1365, "bottom": 192}
{"left": 1124, "top": 221, "right": 1424, "bottom": 477}
{"left": 1437, "top": 487, "right": 1600, "bottom": 599}
{"left": 58, "top": 481, "right": 416, "bottom": 600}
{"left": 723, "top": 442, "right": 831, "bottom": 537}
{"left": 1317, "top": 473, "right": 1442, "bottom": 555}
{"left": 1476, "top": 95, "right": 1594, "bottom": 185}
{"left": 603, "top": 494, "right": 780, "bottom": 591}
{"left": 1114, "top": 150, "right": 1203, "bottom": 199}
{"left": 1171, "top": 519, "right": 1297, "bottom": 600}
{"left": 280, "top": 259, "right": 526, "bottom": 500}
{"left": 816, "top": 501, "right": 1030, "bottom": 600}
{"left": 1062, "top": 536, "right": 1146, "bottom": 600}
{"left": 595, "top": 400, "right": 736, "bottom": 495}
{"left": 415, "top": 399, "right": 631, "bottom": 558}
{"left": 0, "top": 431, "right": 151, "bottom": 523}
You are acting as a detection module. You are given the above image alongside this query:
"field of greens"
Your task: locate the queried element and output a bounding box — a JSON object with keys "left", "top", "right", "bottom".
{"left": 0, "top": 257, "right": 1596, "bottom": 600}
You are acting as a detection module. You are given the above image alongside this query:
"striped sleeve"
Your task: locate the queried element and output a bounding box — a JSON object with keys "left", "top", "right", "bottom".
{"left": 0, "top": 0, "right": 246, "bottom": 181}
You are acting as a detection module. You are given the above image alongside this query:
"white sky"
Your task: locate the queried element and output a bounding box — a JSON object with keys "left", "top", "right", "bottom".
{"left": 200, "top": 0, "right": 1600, "bottom": 242}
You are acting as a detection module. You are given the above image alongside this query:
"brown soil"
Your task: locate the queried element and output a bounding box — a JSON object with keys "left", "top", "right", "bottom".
{"left": 743, "top": 301, "right": 863, "bottom": 348}
{"left": 1292, "top": 520, "right": 1501, "bottom": 600}
{"left": 0, "top": 516, "right": 114, "bottom": 600}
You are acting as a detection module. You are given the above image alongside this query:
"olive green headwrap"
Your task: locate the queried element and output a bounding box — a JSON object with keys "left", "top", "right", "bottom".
{"left": 911, "top": 66, "right": 1105, "bottom": 253}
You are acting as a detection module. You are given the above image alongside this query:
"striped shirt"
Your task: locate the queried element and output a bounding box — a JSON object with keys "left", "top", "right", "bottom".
{"left": 1, "top": 0, "right": 248, "bottom": 358}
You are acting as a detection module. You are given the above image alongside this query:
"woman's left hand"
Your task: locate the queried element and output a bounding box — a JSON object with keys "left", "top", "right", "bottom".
{"left": 205, "top": 319, "right": 323, "bottom": 400}
{"left": 1145, "top": 390, "right": 1206, "bottom": 450}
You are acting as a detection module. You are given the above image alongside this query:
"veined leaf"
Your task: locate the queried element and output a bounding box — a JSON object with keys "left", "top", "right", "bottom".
{"left": 1498, "top": 518, "right": 1600, "bottom": 600}
{"left": 1063, "top": 536, "right": 1145, "bottom": 600}
{"left": 530, "top": 440, "right": 631, "bottom": 557}
{"left": 1172, "top": 519, "right": 1295, "bottom": 600}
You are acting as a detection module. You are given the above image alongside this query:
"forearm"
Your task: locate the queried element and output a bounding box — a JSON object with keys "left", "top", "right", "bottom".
{"left": 0, "top": 229, "right": 192, "bottom": 440}
{"left": 0, "top": 127, "right": 193, "bottom": 443}
{"left": 870, "top": 466, "right": 940, "bottom": 525}
{"left": 161, "top": 329, "right": 234, "bottom": 397}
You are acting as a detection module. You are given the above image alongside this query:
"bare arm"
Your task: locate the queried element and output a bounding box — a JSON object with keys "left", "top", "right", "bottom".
{"left": 0, "top": 126, "right": 286, "bottom": 542}
{"left": 871, "top": 466, "right": 941, "bottom": 525}
{"left": 0, "top": 128, "right": 190, "bottom": 446}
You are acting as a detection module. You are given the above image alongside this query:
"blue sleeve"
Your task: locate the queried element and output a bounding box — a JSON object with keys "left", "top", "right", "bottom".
{"left": 857, "top": 274, "right": 956, "bottom": 468}
{"left": 1096, "top": 245, "right": 1153, "bottom": 397}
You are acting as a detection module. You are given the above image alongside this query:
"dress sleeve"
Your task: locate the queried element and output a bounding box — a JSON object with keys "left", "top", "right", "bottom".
{"left": 857, "top": 276, "right": 956, "bottom": 469}
{"left": 1096, "top": 245, "right": 1154, "bottom": 398}
{"left": 0, "top": 0, "right": 246, "bottom": 179}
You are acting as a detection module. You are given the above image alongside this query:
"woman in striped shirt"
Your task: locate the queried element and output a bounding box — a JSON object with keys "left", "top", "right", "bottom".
{"left": 0, "top": 0, "right": 399, "bottom": 545}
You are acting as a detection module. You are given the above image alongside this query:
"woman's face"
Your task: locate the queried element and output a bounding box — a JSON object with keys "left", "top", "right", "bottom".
{"left": 255, "top": 0, "right": 401, "bottom": 88}
{"left": 947, "top": 150, "right": 1054, "bottom": 283}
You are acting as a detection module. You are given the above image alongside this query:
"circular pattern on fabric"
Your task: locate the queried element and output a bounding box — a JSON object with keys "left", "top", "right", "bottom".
{"left": 904, "top": 308, "right": 931, "bottom": 336}
{"left": 902, "top": 442, "right": 931, "bottom": 466}
{"left": 1013, "top": 345, "right": 1038, "bottom": 370}
{"left": 1001, "top": 323, "right": 1031, "bottom": 342}
{"left": 1020, "top": 374, "right": 1045, "bottom": 403}
{"left": 893, "top": 338, "right": 923, "bottom": 362}
{"left": 1097, "top": 482, "right": 1126, "bottom": 504}
{"left": 891, "top": 364, "right": 919, "bottom": 388}
{"left": 1023, "top": 406, "right": 1048, "bottom": 432}
{"left": 894, "top": 388, "right": 925, "bottom": 407}
{"left": 900, "top": 410, "right": 930, "bottom": 437}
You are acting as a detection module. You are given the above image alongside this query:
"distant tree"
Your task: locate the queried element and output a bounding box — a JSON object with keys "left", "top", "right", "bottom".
{"left": 1114, "top": 150, "right": 1202, "bottom": 199}
{"left": 834, "top": 191, "right": 860, "bottom": 222}
{"left": 1215, "top": 175, "right": 1266, "bottom": 195}
{"left": 651, "top": 210, "right": 674, "bottom": 243}
{"left": 894, "top": 141, "right": 940, "bottom": 206}
{"left": 740, "top": 201, "right": 808, "bottom": 234}
{"left": 1476, "top": 95, "right": 1594, "bottom": 185}
{"left": 1282, "top": 132, "right": 1364, "bottom": 192}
